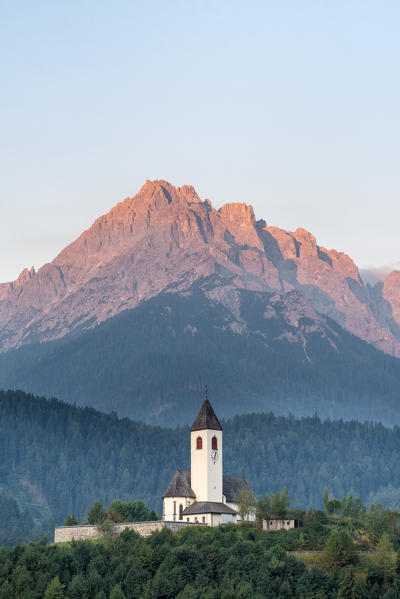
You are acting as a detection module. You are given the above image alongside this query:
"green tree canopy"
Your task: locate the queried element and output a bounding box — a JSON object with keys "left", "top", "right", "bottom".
{"left": 233, "top": 490, "right": 257, "bottom": 521}
{"left": 375, "top": 533, "right": 397, "bottom": 588}
{"left": 87, "top": 502, "right": 106, "bottom": 525}
{"left": 108, "top": 500, "right": 159, "bottom": 522}
{"left": 257, "top": 488, "right": 291, "bottom": 521}
{"left": 322, "top": 530, "right": 357, "bottom": 570}
{"left": 270, "top": 488, "right": 292, "bottom": 518}
{"left": 43, "top": 577, "right": 65, "bottom": 599}
{"left": 109, "top": 583, "right": 126, "bottom": 599}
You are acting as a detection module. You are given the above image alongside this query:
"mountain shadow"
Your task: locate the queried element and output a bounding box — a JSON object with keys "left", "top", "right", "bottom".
{"left": 1, "top": 283, "right": 400, "bottom": 426}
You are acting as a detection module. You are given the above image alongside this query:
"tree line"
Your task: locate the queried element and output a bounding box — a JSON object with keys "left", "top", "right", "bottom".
{"left": 0, "top": 525, "right": 340, "bottom": 599}
{"left": 64, "top": 500, "right": 159, "bottom": 527}
{"left": 3, "top": 504, "right": 400, "bottom": 599}
{"left": 4, "top": 390, "right": 400, "bottom": 546}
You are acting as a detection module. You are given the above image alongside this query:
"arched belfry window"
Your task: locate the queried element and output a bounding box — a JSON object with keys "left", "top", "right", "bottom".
{"left": 179, "top": 504, "right": 183, "bottom": 520}
{"left": 196, "top": 436, "right": 203, "bottom": 450}
{"left": 212, "top": 436, "right": 218, "bottom": 450}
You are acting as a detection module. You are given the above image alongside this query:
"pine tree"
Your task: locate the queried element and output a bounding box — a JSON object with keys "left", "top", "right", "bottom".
{"left": 43, "top": 577, "right": 65, "bottom": 599}
{"left": 109, "top": 584, "right": 126, "bottom": 599}
{"left": 87, "top": 502, "right": 106, "bottom": 525}
{"left": 64, "top": 514, "right": 79, "bottom": 526}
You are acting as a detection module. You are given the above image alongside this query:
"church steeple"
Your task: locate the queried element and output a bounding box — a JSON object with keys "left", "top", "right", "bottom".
{"left": 190, "top": 390, "right": 223, "bottom": 503}
{"left": 190, "top": 393, "right": 222, "bottom": 432}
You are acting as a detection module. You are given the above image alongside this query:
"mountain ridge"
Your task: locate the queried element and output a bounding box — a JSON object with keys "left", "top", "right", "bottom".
{"left": 1, "top": 179, "right": 400, "bottom": 357}
{"left": 2, "top": 281, "right": 400, "bottom": 426}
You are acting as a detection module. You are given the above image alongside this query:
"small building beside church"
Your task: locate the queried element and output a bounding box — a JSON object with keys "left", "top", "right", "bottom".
{"left": 162, "top": 398, "right": 256, "bottom": 526}
{"left": 263, "top": 515, "right": 296, "bottom": 532}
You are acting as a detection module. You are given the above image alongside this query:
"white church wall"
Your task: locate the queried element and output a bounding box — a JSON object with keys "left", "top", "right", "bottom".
{"left": 182, "top": 513, "right": 236, "bottom": 526}
{"left": 163, "top": 496, "right": 193, "bottom": 522}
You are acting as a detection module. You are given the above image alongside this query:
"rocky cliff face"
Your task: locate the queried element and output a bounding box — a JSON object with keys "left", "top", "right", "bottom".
{"left": 382, "top": 272, "right": 400, "bottom": 327}
{"left": 1, "top": 179, "right": 399, "bottom": 356}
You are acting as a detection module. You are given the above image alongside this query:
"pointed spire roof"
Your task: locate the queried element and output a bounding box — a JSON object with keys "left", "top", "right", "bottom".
{"left": 190, "top": 398, "right": 222, "bottom": 432}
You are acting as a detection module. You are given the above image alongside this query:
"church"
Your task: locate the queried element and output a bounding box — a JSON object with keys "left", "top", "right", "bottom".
{"left": 54, "top": 395, "right": 258, "bottom": 543}
{"left": 162, "top": 397, "right": 256, "bottom": 526}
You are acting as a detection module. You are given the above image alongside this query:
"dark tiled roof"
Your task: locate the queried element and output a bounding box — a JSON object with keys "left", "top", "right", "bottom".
{"left": 182, "top": 501, "right": 237, "bottom": 515}
{"left": 162, "top": 470, "right": 195, "bottom": 498}
{"left": 190, "top": 399, "right": 223, "bottom": 432}
{"left": 223, "top": 476, "right": 257, "bottom": 502}
{"left": 163, "top": 470, "right": 256, "bottom": 503}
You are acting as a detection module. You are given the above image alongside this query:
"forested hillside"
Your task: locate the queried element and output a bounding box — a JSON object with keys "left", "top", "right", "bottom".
{"left": 0, "top": 493, "right": 44, "bottom": 547}
{"left": 0, "top": 526, "right": 337, "bottom": 599}
{"left": 3, "top": 517, "right": 400, "bottom": 598}
{"left": 3, "top": 390, "right": 400, "bottom": 547}
{"left": 2, "top": 285, "right": 400, "bottom": 426}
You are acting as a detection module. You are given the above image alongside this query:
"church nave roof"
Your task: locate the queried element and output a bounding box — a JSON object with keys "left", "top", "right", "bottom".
{"left": 162, "top": 470, "right": 256, "bottom": 502}
{"left": 223, "top": 475, "right": 257, "bottom": 502}
{"left": 162, "top": 469, "right": 196, "bottom": 499}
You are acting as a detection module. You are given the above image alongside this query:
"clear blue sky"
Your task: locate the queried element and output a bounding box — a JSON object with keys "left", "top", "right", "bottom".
{"left": 1, "top": 1, "right": 400, "bottom": 283}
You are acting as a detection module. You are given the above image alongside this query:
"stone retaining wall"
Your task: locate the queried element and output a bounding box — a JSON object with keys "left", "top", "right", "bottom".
{"left": 54, "top": 520, "right": 192, "bottom": 543}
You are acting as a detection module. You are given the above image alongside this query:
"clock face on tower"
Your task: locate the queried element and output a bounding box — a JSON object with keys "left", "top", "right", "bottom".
{"left": 211, "top": 450, "right": 218, "bottom": 462}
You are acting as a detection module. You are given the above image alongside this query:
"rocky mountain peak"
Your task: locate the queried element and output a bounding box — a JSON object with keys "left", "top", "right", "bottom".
{"left": 135, "top": 179, "right": 201, "bottom": 206}
{"left": 219, "top": 203, "right": 259, "bottom": 247}
{"left": 219, "top": 202, "right": 256, "bottom": 226}
{"left": 381, "top": 271, "right": 400, "bottom": 328}
{"left": 294, "top": 228, "right": 317, "bottom": 246}
{"left": 0, "top": 179, "right": 400, "bottom": 358}
{"left": 384, "top": 270, "right": 400, "bottom": 285}
{"left": 16, "top": 266, "right": 36, "bottom": 285}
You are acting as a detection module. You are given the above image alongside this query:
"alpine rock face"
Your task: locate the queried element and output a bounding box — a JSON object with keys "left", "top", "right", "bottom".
{"left": 1, "top": 179, "right": 399, "bottom": 356}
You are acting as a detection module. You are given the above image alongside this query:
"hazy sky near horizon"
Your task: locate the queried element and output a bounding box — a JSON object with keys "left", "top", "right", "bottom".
{"left": 1, "top": 1, "right": 400, "bottom": 283}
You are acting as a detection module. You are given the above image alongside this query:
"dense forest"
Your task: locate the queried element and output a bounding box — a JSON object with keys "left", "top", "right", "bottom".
{"left": 2, "top": 511, "right": 400, "bottom": 599}
{"left": 3, "top": 390, "right": 400, "bottom": 546}
{"left": 1, "top": 286, "right": 400, "bottom": 426}
{"left": 0, "top": 526, "right": 336, "bottom": 599}
{"left": 0, "top": 493, "right": 44, "bottom": 547}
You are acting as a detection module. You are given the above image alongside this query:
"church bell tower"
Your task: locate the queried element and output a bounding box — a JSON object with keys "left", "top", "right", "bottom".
{"left": 190, "top": 391, "right": 223, "bottom": 503}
